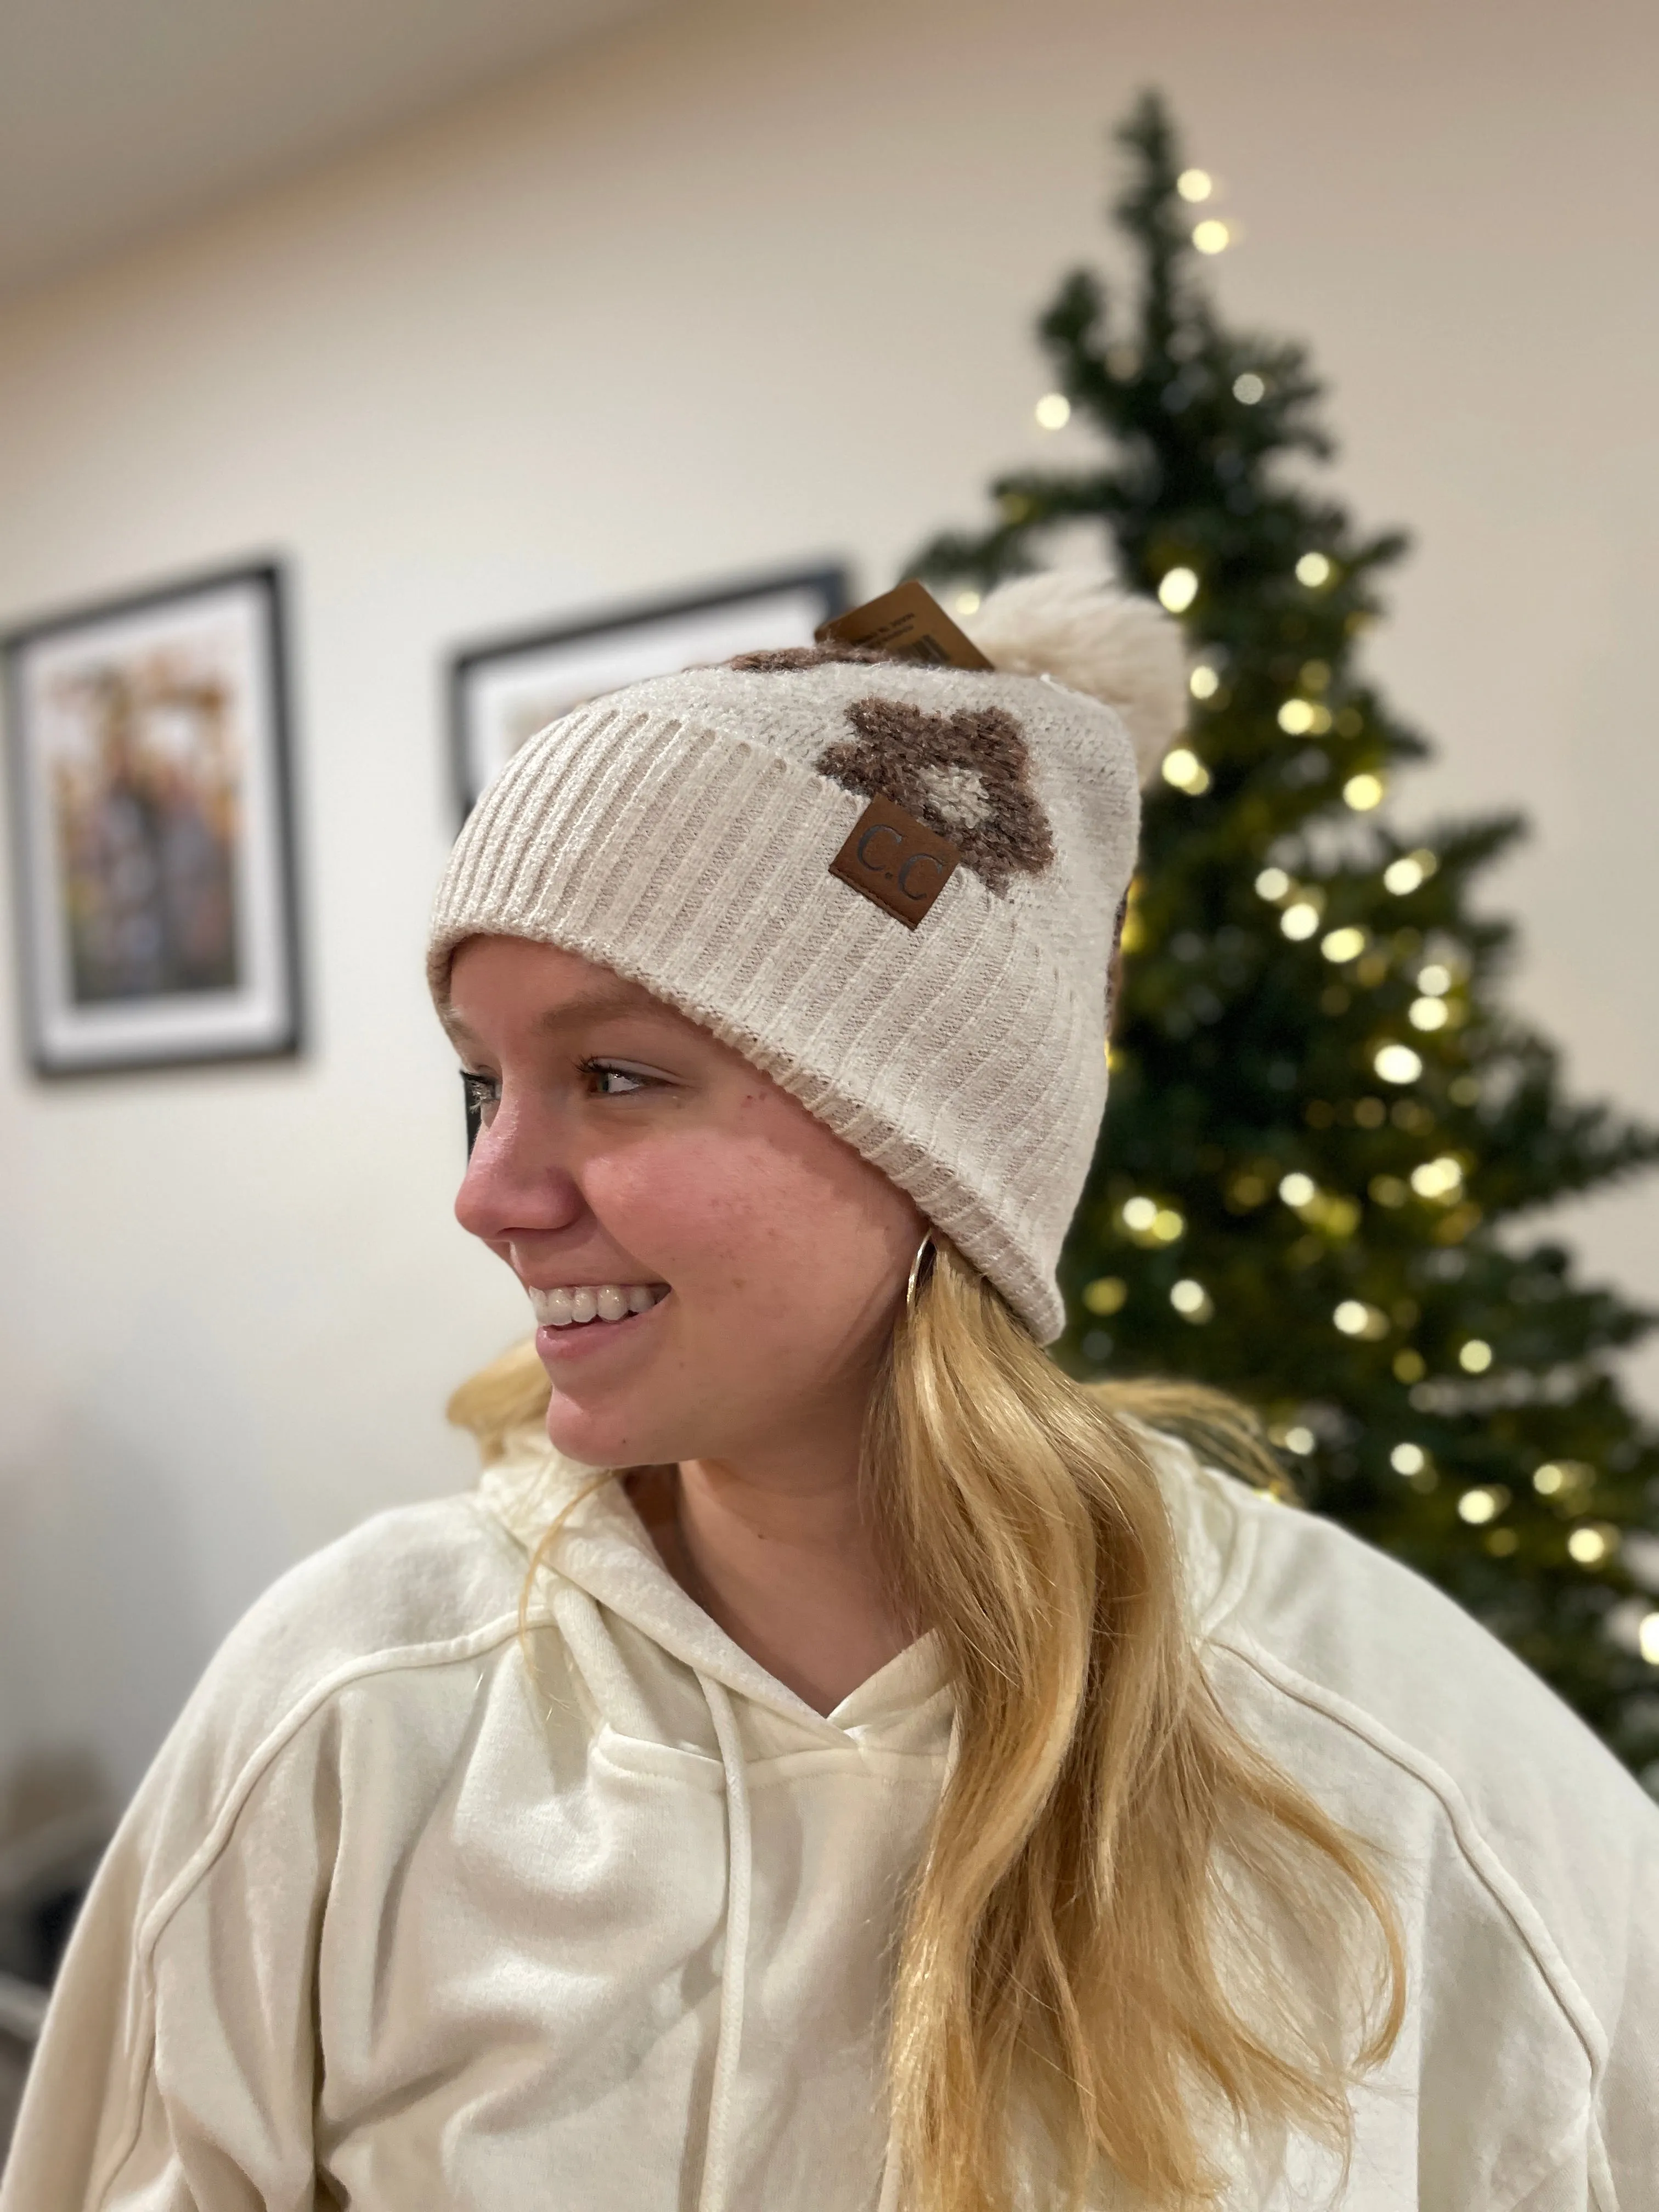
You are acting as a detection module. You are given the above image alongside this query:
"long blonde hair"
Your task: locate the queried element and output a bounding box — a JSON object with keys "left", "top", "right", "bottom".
{"left": 449, "top": 1241, "right": 1403, "bottom": 2210}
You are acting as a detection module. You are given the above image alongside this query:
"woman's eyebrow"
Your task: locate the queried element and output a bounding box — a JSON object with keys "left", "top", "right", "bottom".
{"left": 440, "top": 984, "right": 667, "bottom": 1059}
{"left": 532, "top": 984, "right": 678, "bottom": 1036}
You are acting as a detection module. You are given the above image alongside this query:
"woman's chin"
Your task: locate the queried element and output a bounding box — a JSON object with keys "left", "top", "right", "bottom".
{"left": 543, "top": 1393, "right": 675, "bottom": 1473}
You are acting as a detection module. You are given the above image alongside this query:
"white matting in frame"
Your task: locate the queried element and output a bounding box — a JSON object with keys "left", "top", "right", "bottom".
{"left": 449, "top": 565, "right": 847, "bottom": 821}
{"left": 3, "top": 562, "right": 301, "bottom": 1075}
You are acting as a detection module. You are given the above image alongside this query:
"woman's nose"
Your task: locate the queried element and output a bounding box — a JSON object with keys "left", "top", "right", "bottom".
{"left": 453, "top": 1094, "right": 584, "bottom": 1246}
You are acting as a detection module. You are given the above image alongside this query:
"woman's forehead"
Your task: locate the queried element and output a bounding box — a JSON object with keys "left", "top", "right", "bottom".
{"left": 446, "top": 935, "right": 715, "bottom": 1044}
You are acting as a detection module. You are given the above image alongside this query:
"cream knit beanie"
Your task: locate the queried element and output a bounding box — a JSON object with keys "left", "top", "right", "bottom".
{"left": 427, "top": 572, "right": 1183, "bottom": 1344}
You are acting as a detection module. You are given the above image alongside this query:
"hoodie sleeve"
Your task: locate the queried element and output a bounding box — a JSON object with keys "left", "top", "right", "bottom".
{"left": 0, "top": 1494, "right": 520, "bottom": 2212}
{"left": 0, "top": 1682, "right": 341, "bottom": 2212}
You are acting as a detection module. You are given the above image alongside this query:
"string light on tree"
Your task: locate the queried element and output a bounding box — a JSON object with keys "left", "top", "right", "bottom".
{"left": 1458, "top": 1487, "right": 1506, "bottom": 1525}
{"left": 1344, "top": 772, "right": 1385, "bottom": 811}
{"left": 1384, "top": 850, "right": 1437, "bottom": 895}
{"left": 1568, "top": 1526, "right": 1618, "bottom": 1567}
{"left": 1189, "top": 664, "right": 1221, "bottom": 699}
{"left": 1192, "top": 219, "right": 1231, "bottom": 255}
{"left": 1281, "top": 901, "right": 1321, "bottom": 941}
{"left": 1158, "top": 566, "right": 1199, "bottom": 613}
{"left": 1176, "top": 168, "right": 1213, "bottom": 201}
{"left": 1296, "top": 552, "right": 1334, "bottom": 588}
{"left": 1373, "top": 1043, "right": 1423, "bottom": 1084}
{"left": 1034, "top": 392, "right": 1071, "bottom": 430}
{"left": 1161, "top": 746, "right": 1211, "bottom": 794}
{"left": 1233, "top": 373, "right": 1265, "bottom": 405}
{"left": 1410, "top": 1157, "right": 1464, "bottom": 1201}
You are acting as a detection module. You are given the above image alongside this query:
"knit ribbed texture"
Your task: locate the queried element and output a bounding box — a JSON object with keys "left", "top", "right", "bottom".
{"left": 428, "top": 657, "right": 1142, "bottom": 1342}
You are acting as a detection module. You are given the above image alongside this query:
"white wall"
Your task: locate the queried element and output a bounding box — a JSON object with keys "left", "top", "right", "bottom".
{"left": 2, "top": 0, "right": 1656, "bottom": 1812}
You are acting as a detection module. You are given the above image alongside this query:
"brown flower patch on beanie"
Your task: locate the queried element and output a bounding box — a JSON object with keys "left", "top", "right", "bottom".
{"left": 816, "top": 696, "right": 1055, "bottom": 895}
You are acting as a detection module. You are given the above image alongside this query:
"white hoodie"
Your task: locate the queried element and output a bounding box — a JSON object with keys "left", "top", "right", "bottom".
{"left": 3, "top": 1435, "right": 1656, "bottom": 2211}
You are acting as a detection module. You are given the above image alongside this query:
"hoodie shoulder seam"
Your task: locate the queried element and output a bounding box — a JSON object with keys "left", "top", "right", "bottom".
{"left": 136, "top": 1611, "right": 529, "bottom": 1955}
{"left": 1215, "top": 1628, "right": 1607, "bottom": 2084}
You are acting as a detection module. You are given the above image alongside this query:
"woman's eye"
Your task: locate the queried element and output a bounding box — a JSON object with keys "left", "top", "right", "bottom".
{"left": 584, "top": 1060, "right": 650, "bottom": 1098}
{"left": 460, "top": 1071, "right": 500, "bottom": 1155}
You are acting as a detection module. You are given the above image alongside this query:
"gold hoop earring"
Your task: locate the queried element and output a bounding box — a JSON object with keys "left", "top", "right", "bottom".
{"left": 905, "top": 1232, "right": 936, "bottom": 1316}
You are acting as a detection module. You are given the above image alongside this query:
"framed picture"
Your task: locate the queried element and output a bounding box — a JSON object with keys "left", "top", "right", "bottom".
{"left": 3, "top": 561, "right": 301, "bottom": 1076}
{"left": 449, "top": 563, "right": 848, "bottom": 820}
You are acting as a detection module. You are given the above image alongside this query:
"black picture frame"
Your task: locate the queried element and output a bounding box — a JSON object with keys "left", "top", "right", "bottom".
{"left": 3, "top": 559, "right": 302, "bottom": 1077}
{"left": 448, "top": 563, "right": 848, "bottom": 822}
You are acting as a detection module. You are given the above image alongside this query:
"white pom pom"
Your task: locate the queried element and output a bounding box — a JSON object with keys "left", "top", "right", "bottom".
{"left": 961, "top": 569, "right": 1187, "bottom": 786}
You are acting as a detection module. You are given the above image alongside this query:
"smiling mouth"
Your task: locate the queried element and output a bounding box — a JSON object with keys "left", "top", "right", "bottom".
{"left": 526, "top": 1283, "right": 669, "bottom": 1329}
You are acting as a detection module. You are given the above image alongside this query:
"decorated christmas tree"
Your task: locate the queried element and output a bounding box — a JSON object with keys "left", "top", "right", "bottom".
{"left": 909, "top": 92, "right": 1659, "bottom": 1780}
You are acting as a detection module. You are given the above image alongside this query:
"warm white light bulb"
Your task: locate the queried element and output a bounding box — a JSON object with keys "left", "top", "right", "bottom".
{"left": 1192, "top": 219, "right": 1231, "bottom": 255}
{"left": 1161, "top": 746, "right": 1210, "bottom": 794}
{"left": 1158, "top": 566, "right": 1199, "bottom": 613}
{"left": 1321, "top": 926, "right": 1367, "bottom": 963}
{"left": 1177, "top": 168, "right": 1214, "bottom": 202}
{"left": 1034, "top": 392, "right": 1071, "bottom": 430}
{"left": 1384, "top": 856, "right": 1425, "bottom": 895}
{"left": 1374, "top": 1043, "right": 1423, "bottom": 1085}
{"left": 1280, "top": 902, "right": 1320, "bottom": 941}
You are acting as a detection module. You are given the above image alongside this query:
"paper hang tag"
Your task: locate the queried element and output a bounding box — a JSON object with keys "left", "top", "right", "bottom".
{"left": 828, "top": 795, "right": 961, "bottom": 929}
{"left": 816, "top": 579, "right": 995, "bottom": 672}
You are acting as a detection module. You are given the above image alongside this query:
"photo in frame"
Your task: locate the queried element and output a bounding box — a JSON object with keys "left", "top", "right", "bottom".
{"left": 3, "top": 562, "right": 301, "bottom": 1076}
{"left": 449, "top": 565, "right": 848, "bottom": 822}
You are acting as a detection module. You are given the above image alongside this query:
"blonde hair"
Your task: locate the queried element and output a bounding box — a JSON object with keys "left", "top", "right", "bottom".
{"left": 448, "top": 1243, "right": 1403, "bottom": 2210}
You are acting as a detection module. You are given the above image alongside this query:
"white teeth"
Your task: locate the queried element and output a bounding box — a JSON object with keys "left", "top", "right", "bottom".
{"left": 528, "top": 1282, "right": 664, "bottom": 1329}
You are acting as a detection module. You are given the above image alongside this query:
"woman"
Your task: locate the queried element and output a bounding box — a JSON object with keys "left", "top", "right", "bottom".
{"left": 5, "top": 574, "right": 1655, "bottom": 2211}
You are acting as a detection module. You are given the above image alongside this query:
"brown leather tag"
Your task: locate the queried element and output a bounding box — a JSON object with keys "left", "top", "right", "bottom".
{"left": 828, "top": 796, "right": 961, "bottom": 928}
{"left": 816, "top": 579, "right": 994, "bottom": 671}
